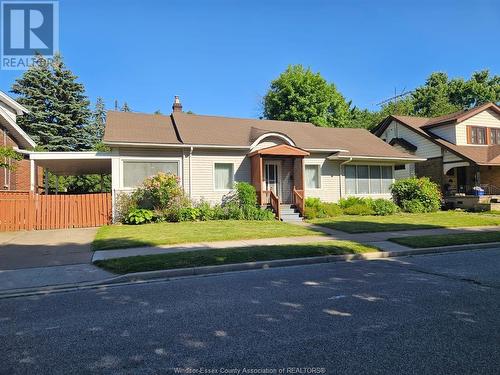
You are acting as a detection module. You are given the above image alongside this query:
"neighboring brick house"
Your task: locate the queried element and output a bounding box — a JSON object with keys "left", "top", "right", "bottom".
{"left": 0, "top": 91, "right": 38, "bottom": 191}
{"left": 372, "top": 102, "right": 500, "bottom": 208}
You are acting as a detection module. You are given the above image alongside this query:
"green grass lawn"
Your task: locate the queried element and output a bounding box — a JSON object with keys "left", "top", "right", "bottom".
{"left": 390, "top": 231, "right": 500, "bottom": 248}
{"left": 310, "top": 211, "right": 500, "bottom": 234}
{"left": 92, "top": 220, "right": 323, "bottom": 250}
{"left": 94, "top": 240, "right": 379, "bottom": 274}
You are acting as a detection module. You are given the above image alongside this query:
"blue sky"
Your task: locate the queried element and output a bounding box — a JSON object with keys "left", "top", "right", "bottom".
{"left": 1, "top": 0, "right": 498, "bottom": 118}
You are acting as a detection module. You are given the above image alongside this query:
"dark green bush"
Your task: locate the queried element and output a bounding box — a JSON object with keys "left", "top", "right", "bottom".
{"left": 304, "top": 197, "right": 342, "bottom": 218}
{"left": 391, "top": 177, "right": 441, "bottom": 213}
{"left": 343, "top": 204, "right": 375, "bottom": 216}
{"left": 338, "top": 196, "right": 366, "bottom": 209}
{"left": 370, "top": 198, "right": 399, "bottom": 216}
{"left": 234, "top": 182, "right": 257, "bottom": 207}
{"left": 401, "top": 199, "right": 427, "bottom": 213}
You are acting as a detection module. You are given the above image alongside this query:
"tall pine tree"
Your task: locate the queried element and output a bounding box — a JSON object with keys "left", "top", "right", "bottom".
{"left": 85, "top": 97, "right": 106, "bottom": 148}
{"left": 11, "top": 53, "right": 91, "bottom": 151}
{"left": 121, "top": 102, "right": 131, "bottom": 112}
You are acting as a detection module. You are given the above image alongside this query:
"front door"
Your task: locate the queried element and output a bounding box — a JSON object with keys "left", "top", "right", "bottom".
{"left": 264, "top": 161, "right": 281, "bottom": 198}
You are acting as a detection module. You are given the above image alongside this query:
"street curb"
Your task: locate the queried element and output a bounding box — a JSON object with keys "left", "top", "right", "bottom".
{"left": 95, "top": 241, "right": 500, "bottom": 284}
{"left": 1, "top": 241, "right": 499, "bottom": 299}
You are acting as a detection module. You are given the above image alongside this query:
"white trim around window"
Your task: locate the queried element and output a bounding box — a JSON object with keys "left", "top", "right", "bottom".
{"left": 304, "top": 163, "right": 321, "bottom": 189}
{"left": 344, "top": 164, "right": 394, "bottom": 195}
{"left": 213, "top": 162, "right": 235, "bottom": 191}
{"left": 120, "top": 156, "right": 183, "bottom": 189}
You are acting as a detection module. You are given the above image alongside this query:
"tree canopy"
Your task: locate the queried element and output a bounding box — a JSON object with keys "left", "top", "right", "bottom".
{"left": 263, "top": 65, "right": 351, "bottom": 127}
{"left": 263, "top": 66, "right": 499, "bottom": 130}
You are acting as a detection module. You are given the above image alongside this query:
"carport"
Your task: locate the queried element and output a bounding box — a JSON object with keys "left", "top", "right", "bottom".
{"left": 0, "top": 151, "right": 114, "bottom": 231}
{"left": 27, "top": 151, "right": 113, "bottom": 193}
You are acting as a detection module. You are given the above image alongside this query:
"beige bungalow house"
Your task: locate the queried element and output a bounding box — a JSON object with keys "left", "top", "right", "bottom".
{"left": 372, "top": 102, "right": 500, "bottom": 210}
{"left": 101, "top": 97, "right": 422, "bottom": 220}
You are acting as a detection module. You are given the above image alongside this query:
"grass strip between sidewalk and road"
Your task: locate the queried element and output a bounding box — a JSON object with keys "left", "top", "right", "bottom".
{"left": 390, "top": 231, "right": 500, "bottom": 248}
{"left": 94, "top": 241, "right": 380, "bottom": 274}
{"left": 310, "top": 211, "right": 500, "bottom": 233}
{"left": 92, "top": 220, "right": 323, "bottom": 251}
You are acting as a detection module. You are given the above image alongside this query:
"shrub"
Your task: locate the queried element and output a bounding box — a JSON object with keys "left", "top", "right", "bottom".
{"left": 401, "top": 199, "right": 427, "bottom": 214}
{"left": 133, "top": 172, "right": 185, "bottom": 210}
{"left": 225, "top": 201, "right": 245, "bottom": 220}
{"left": 178, "top": 207, "right": 200, "bottom": 221}
{"left": 343, "top": 204, "right": 375, "bottom": 216}
{"left": 125, "top": 208, "right": 154, "bottom": 225}
{"left": 196, "top": 201, "right": 215, "bottom": 221}
{"left": 234, "top": 182, "right": 257, "bottom": 207}
{"left": 115, "top": 192, "right": 137, "bottom": 223}
{"left": 304, "top": 197, "right": 342, "bottom": 219}
{"left": 369, "top": 199, "right": 399, "bottom": 216}
{"left": 338, "top": 196, "right": 366, "bottom": 209}
{"left": 391, "top": 177, "right": 441, "bottom": 213}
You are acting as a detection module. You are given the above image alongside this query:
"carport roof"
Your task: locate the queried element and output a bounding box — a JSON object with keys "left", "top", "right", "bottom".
{"left": 29, "top": 152, "right": 112, "bottom": 175}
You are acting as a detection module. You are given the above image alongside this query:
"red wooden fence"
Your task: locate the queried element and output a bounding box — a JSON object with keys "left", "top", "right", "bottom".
{"left": 0, "top": 192, "right": 112, "bottom": 231}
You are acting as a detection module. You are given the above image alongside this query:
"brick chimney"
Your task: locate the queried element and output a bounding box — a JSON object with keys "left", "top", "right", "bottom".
{"left": 172, "top": 95, "right": 183, "bottom": 112}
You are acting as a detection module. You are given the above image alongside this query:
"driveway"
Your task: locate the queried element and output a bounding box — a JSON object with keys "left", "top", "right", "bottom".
{"left": 0, "top": 227, "right": 97, "bottom": 270}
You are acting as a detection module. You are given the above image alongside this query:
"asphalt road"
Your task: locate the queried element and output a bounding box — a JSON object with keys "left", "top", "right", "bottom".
{"left": 1, "top": 249, "right": 500, "bottom": 375}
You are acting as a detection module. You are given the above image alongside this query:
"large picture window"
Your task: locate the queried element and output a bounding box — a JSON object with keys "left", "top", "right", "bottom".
{"left": 123, "top": 160, "right": 179, "bottom": 188}
{"left": 344, "top": 165, "right": 393, "bottom": 195}
{"left": 214, "top": 163, "right": 234, "bottom": 190}
{"left": 305, "top": 164, "right": 320, "bottom": 189}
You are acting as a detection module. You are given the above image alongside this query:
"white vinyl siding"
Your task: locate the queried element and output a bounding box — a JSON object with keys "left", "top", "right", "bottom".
{"left": 190, "top": 149, "right": 250, "bottom": 203}
{"left": 304, "top": 154, "right": 341, "bottom": 202}
{"left": 430, "top": 123, "right": 456, "bottom": 143}
{"left": 214, "top": 163, "right": 234, "bottom": 190}
{"left": 380, "top": 121, "right": 442, "bottom": 159}
{"left": 456, "top": 109, "right": 500, "bottom": 145}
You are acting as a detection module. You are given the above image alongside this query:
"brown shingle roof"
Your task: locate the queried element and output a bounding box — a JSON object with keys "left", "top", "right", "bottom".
{"left": 104, "top": 111, "right": 181, "bottom": 145}
{"left": 104, "top": 110, "right": 418, "bottom": 160}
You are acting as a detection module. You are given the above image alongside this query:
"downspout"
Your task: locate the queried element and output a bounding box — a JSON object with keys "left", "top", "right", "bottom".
{"left": 189, "top": 146, "right": 193, "bottom": 199}
{"left": 339, "top": 157, "right": 353, "bottom": 198}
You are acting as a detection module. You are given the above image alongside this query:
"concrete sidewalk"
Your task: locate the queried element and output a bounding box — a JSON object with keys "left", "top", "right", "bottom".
{"left": 0, "top": 263, "right": 113, "bottom": 291}
{"left": 92, "top": 225, "right": 500, "bottom": 262}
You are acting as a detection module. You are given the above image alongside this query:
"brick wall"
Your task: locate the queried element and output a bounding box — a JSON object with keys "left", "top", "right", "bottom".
{"left": 479, "top": 166, "right": 500, "bottom": 188}
{"left": 415, "top": 157, "right": 444, "bottom": 187}
{"left": 0, "top": 127, "right": 37, "bottom": 191}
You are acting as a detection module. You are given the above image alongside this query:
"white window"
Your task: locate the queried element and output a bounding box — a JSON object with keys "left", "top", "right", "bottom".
{"left": 214, "top": 163, "right": 234, "bottom": 190}
{"left": 369, "top": 166, "right": 382, "bottom": 194}
{"left": 381, "top": 166, "right": 393, "bottom": 193}
{"left": 345, "top": 165, "right": 357, "bottom": 194}
{"left": 344, "top": 165, "right": 393, "bottom": 195}
{"left": 123, "top": 160, "right": 179, "bottom": 188}
{"left": 305, "top": 164, "right": 320, "bottom": 189}
{"left": 357, "top": 166, "right": 369, "bottom": 194}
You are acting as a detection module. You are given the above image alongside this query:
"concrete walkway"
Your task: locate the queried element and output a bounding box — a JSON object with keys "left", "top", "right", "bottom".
{"left": 92, "top": 224, "right": 500, "bottom": 262}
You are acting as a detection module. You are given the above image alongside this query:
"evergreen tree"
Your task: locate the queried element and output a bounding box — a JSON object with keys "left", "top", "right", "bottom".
{"left": 11, "top": 53, "right": 91, "bottom": 151}
{"left": 121, "top": 102, "right": 131, "bottom": 112}
{"left": 85, "top": 97, "right": 106, "bottom": 147}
